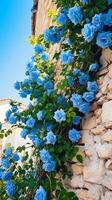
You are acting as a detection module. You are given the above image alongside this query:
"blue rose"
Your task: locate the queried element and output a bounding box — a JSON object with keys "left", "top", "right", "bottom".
{"left": 5, "top": 181, "right": 15, "bottom": 196}
{"left": 37, "top": 111, "right": 43, "bottom": 121}
{"left": 57, "top": 12, "right": 69, "bottom": 25}
{"left": 19, "top": 90, "right": 27, "bottom": 98}
{"left": 83, "top": 91, "right": 95, "bottom": 102}
{"left": 71, "top": 93, "right": 83, "bottom": 108}
{"left": 12, "top": 153, "right": 20, "bottom": 162}
{"left": 87, "top": 81, "right": 99, "bottom": 93}
{"left": 79, "top": 102, "right": 90, "bottom": 114}
{"left": 5, "top": 148, "right": 12, "bottom": 158}
{"left": 9, "top": 115, "right": 17, "bottom": 125}
{"left": 68, "top": 129, "right": 81, "bottom": 143}
{"left": 34, "top": 186, "right": 47, "bottom": 200}
{"left": 108, "top": 0, "right": 112, "bottom": 4}
{"left": 20, "top": 129, "right": 29, "bottom": 139}
{"left": 14, "top": 81, "right": 20, "bottom": 90}
{"left": 89, "top": 63, "right": 99, "bottom": 72}
{"left": 44, "top": 27, "right": 61, "bottom": 43}
{"left": 53, "top": 109, "right": 66, "bottom": 123}
{"left": 45, "top": 131, "right": 56, "bottom": 145}
{"left": 79, "top": 73, "right": 89, "bottom": 85}
{"left": 82, "top": 23, "right": 96, "bottom": 42}
{"left": 96, "top": 31, "right": 112, "bottom": 48}
{"left": 34, "top": 44, "right": 44, "bottom": 54}
{"left": 80, "top": 0, "right": 89, "bottom": 3}
{"left": 2, "top": 159, "right": 10, "bottom": 169}
{"left": 60, "top": 51, "right": 74, "bottom": 65}
{"left": 68, "top": 6, "right": 83, "bottom": 25}
{"left": 73, "top": 68, "right": 81, "bottom": 76}
{"left": 5, "top": 110, "right": 12, "bottom": 120}
{"left": 42, "top": 160, "right": 56, "bottom": 172}
{"left": 92, "top": 14, "right": 103, "bottom": 31}
{"left": 26, "top": 117, "right": 35, "bottom": 128}
{"left": 73, "top": 116, "right": 81, "bottom": 125}
{"left": 40, "top": 52, "right": 49, "bottom": 61}
{"left": 2, "top": 171, "right": 12, "bottom": 181}
{"left": 40, "top": 149, "right": 52, "bottom": 163}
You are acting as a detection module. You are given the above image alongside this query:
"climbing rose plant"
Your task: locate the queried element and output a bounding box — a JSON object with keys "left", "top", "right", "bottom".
{"left": 0, "top": 0, "right": 112, "bottom": 199}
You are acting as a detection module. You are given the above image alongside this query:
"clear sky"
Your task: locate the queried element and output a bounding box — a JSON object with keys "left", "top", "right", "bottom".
{"left": 0, "top": 0, "right": 33, "bottom": 101}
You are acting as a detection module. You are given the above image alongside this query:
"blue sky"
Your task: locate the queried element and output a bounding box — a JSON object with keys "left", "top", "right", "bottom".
{"left": 0, "top": 0, "right": 33, "bottom": 101}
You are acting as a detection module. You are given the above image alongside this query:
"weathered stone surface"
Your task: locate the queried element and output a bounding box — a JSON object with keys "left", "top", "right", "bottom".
{"left": 72, "top": 164, "right": 83, "bottom": 175}
{"left": 102, "top": 175, "right": 112, "bottom": 190}
{"left": 102, "top": 101, "right": 112, "bottom": 122}
{"left": 105, "top": 160, "right": 112, "bottom": 171}
{"left": 101, "top": 130, "right": 112, "bottom": 142}
{"left": 98, "top": 68, "right": 108, "bottom": 76}
{"left": 107, "top": 93, "right": 112, "bottom": 100}
{"left": 108, "top": 64, "right": 112, "bottom": 79}
{"left": 96, "top": 143, "right": 112, "bottom": 159}
{"left": 82, "top": 115, "right": 96, "bottom": 130}
{"left": 91, "top": 125, "right": 105, "bottom": 135}
{"left": 76, "top": 189, "right": 97, "bottom": 200}
{"left": 102, "top": 191, "right": 112, "bottom": 200}
{"left": 71, "top": 175, "right": 84, "bottom": 188}
{"left": 83, "top": 159, "right": 104, "bottom": 183}
{"left": 108, "top": 80, "right": 112, "bottom": 93}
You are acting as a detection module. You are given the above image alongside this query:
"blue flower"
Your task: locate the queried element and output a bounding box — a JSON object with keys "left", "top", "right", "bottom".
{"left": 79, "top": 102, "right": 90, "bottom": 114}
{"left": 44, "top": 81, "right": 53, "bottom": 89}
{"left": 87, "top": 81, "right": 99, "bottom": 93}
{"left": 44, "top": 27, "right": 61, "bottom": 43}
{"left": 19, "top": 90, "right": 27, "bottom": 98}
{"left": 57, "top": 96, "right": 67, "bottom": 105}
{"left": 102, "top": 9, "right": 112, "bottom": 27}
{"left": 0, "top": 168, "right": 3, "bottom": 178}
{"left": 68, "top": 6, "right": 83, "bottom": 25}
{"left": 20, "top": 129, "right": 29, "bottom": 139}
{"left": 79, "top": 73, "right": 89, "bottom": 85}
{"left": 44, "top": 123, "right": 53, "bottom": 131}
{"left": 53, "top": 109, "right": 66, "bottom": 123}
{"left": 2, "top": 159, "right": 10, "bottom": 169}
{"left": 40, "top": 52, "right": 49, "bottom": 61}
{"left": 5, "top": 181, "right": 15, "bottom": 196}
{"left": 5, "top": 148, "right": 12, "bottom": 158}
{"left": 68, "top": 129, "right": 81, "bottom": 143}
{"left": 73, "top": 116, "right": 81, "bottom": 125}
{"left": 34, "top": 44, "right": 44, "bottom": 54}
{"left": 26, "top": 117, "right": 35, "bottom": 128}
{"left": 14, "top": 81, "right": 20, "bottom": 90}
{"left": 89, "top": 63, "right": 99, "bottom": 72}
{"left": 34, "top": 186, "right": 47, "bottom": 200}
{"left": 96, "top": 32, "right": 112, "bottom": 48}
{"left": 37, "top": 111, "right": 43, "bottom": 121}
{"left": 80, "top": 0, "right": 89, "bottom": 4}
{"left": 73, "top": 69, "right": 81, "bottom": 76}
{"left": 92, "top": 14, "right": 103, "bottom": 31}
{"left": 45, "top": 131, "right": 56, "bottom": 145}
{"left": 40, "top": 149, "right": 52, "bottom": 163}
{"left": 12, "top": 153, "right": 20, "bottom": 162}
{"left": 71, "top": 93, "right": 83, "bottom": 108}
{"left": 108, "top": 0, "right": 112, "bottom": 4}
{"left": 5, "top": 110, "right": 12, "bottom": 120}
{"left": 11, "top": 105, "right": 18, "bottom": 112}
{"left": 60, "top": 51, "right": 74, "bottom": 65}
{"left": 9, "top": 115, "right": 17, "bottom": 124}
{"left": 83, "top": 91, "right": 95, "bottom": 102}
{"left": 2, "top": 171, "right": 12, "bottom": 181}
{"left": 0, "top": 122, "right": 2, "bottom": 129}
{"left": 82, "top": 23, "right": 96, "bottom": 42}
{"left": 33, "top": 138, "right": 42, "bottom": 147}
{"left": 29, "top": 71, "right": 39, "bottom": 81}
{"left": 57, "top": 12, "right": 69, "bottom": 25}
{"left": 42, "top": 160, "right": 56, "bottom": 172}
{"left": 66, "top": 76, "right": 74, "bottom": 86}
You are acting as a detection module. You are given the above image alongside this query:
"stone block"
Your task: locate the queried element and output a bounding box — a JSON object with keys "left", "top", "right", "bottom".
{"left": 102, "top": 101, "right": 112, "bottom": 122}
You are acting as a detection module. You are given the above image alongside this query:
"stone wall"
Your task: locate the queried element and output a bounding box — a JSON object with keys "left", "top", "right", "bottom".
{"left": 71, "top": 48, "right": 112, "bottom": 200}
{"left": 32, "top": 1, "right": 112, "bottom": 199}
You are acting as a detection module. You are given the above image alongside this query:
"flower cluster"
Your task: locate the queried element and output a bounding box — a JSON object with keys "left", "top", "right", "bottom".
{"left": 0, "top": 0, "right": 111, "bottom": 199}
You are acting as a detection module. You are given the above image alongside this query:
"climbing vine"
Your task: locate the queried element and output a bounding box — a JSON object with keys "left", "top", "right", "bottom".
{"left": 0, "top": 0, "right": 112, "bottom": 199}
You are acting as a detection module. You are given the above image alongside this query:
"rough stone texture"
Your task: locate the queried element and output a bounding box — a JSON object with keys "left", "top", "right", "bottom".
{"left": 33, "top": 2, "right": 112, "bottom": 199}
